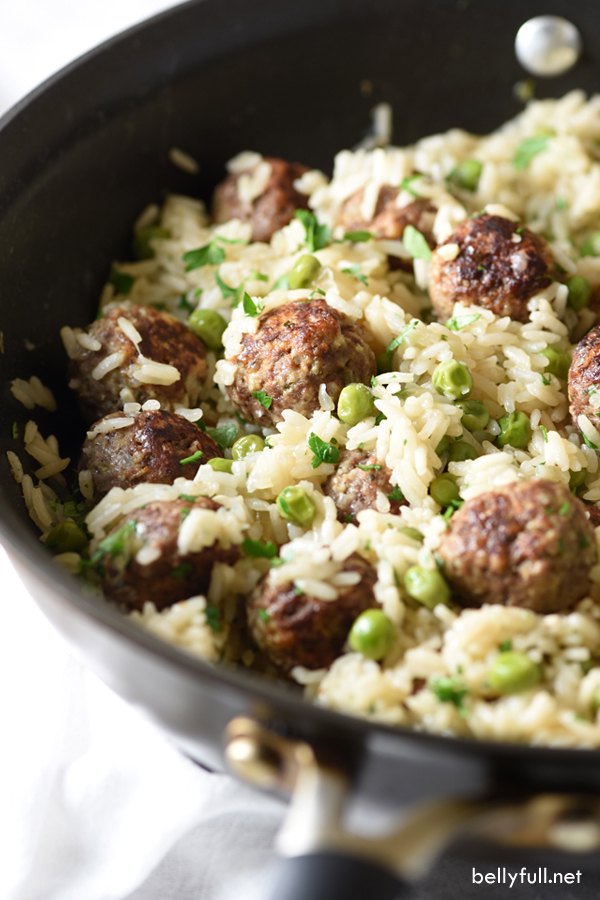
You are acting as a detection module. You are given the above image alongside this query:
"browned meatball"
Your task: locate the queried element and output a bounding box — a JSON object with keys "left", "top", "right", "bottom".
{"left": 80, "top": 409, "right": 223, "bottom": 498}
{"left": 211, "top": 156, "right": 310, "bottom": 243}
{"left": 438, "top": 479, "right": 596, "bottom": 613}
{"left": 225, "top": 298, "right": 377, "bottom": 426}
{"left": 68, "top": 305, "right": 208, "bottom": 424}
{"left": 429, "top": 214, "right": 556, "bottom": 323}
{"left": 338, "top": 186, "right": 436, "bottom": 244}
{"left": 98, "top": 497, "right": 240, "bottom": 611}
{"left": 247, "top": 553, "right": 379, "bottom": 671}
{"left": 568, "top": 324, "right": 600, "bottom": 425}
{"left": 586, "top": 504, "right": 600, "bottom": 528}
{"left": 323, "top": 449, "right": 406, "bottom": 523}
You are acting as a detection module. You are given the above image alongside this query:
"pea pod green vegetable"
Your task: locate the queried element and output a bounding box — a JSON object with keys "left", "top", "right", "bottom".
{"left": 188, "top": 309, "right": 227, "bottom": 350}
{"left": 488, "top": 651, "right": 541, "bottom": 694}
{"left": 456, "top": 399, "right": 490, "bottom": 432}
{"left": 430, "top": 473, "right": 461, "bottom": 508}
{"left": 349, "top": 609, "right": 396, "bottom": 660}
{"left": 337, "top": 383, "right": 375, "bottom": 426}
{"left": 566, "top": 274, "right": 591, "bottom": 312}
{"left": 541, "top": 346, "right": 571, "bottom": 380}
{"left": 231, "top": 434, "right": 265, "bottom": 459}
{"left": 276, "top": 486, "right": 316, "bottom": 528}
{"left": 404, "top": 565, "right": 451, "bottom": 609}
{"left": 288, "top": 254, "right": 321, "bottom": 290}
{"left": 496, "top": 411, "right": 532, "bottom": 449}
{"left": 46, "top": 521, "right": 88, "bottom": 554}
{"left": 432, "top": 360, "right": 474, "bottom": 400}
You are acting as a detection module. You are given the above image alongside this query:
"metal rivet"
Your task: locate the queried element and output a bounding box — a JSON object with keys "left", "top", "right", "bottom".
{"left": 515, "top": 16, "right": 582, "bottom": 77}
{"left": 225, "top": 734, "right": 282, "bottom": 789}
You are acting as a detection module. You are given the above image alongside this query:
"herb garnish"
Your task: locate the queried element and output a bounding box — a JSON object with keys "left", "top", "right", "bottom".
{"left": 252, "top": 391, "right": 273, "bottom": 410}
{"left": 386, "top": 320, "right": 418, "bottom": 354}
{"left": 242, "top": 292, "right": 264, "bottom": 317}
{"left": 109, "top": 269, "right": 135, "bottom": 294}
{"left": 182, "top": 241, "right": 225, "bottom": 271}
{"left": 180, "top": 450, "right": 203, "bottom": 465}
{"left": 308, "top": 433, "right": 340, "bottom": 468}
{"left": 207, "top": 424, "right": 238, "bottom": 449}
{"left": 446, "top": 313, "right": 481, "bottom": 331}
{"left": 342, "top": 265, "right": 368, "bottom": 286}
{"left": 387, "top": 485, "right": 404, "bottom": 502}
{"left": 205, "top": 604, "right": 222, "bottom": 632}
{"left": 170, "top": 561, "right": 193, "bottom": 580}
{"left": 178, "top": 294, "right": 195, "bottom": 312}
{"left": 401, "top": 174, "right": 422, "bottom": 197}
{"left": 357, "top": 463, "right": 381, "bottom": 471}
{"left": 513, "top": 134, "right": 551, "bottom": 170}
{"left": 343, "top": 230, "right": 376, "bottom": 242}
{"left": 430, "top": 676, "right": 468, "bottom": 709}
{"left": 242, "top": 537, "right": 278, "bottom": 559}
{"left": 257, "top": 609, "right": 270, "bottom": 623}
{"left": 294, "top": 210, "right": 331, "bottom": 253}
{"left": 403, "top": 225, "right": 432, "bottom": 261}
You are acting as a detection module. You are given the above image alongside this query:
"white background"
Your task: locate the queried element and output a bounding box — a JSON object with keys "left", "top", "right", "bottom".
{"left": 0, "top": 2, "right": 284, "bottom": 898}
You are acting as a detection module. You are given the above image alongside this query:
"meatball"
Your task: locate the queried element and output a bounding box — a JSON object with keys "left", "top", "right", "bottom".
{"left": 338, "top": 186, "right": 436, "bottom": 244}
{"left": 69, "top": 305, "right": 208, "bottom": 424}
{"left": 568, "top": 324, "right": 600, "bottom": 425}
{"left": 587, "top": 504, "right": 600, "bottom": 528}
{"left": 98, "top": 497, "right": 240, "bottom": 611}
{"left": 429, "top": 214, "right": 556, "bottom": 323}
{"left": 225, "top": 298, "right": 377, "bottom": 426}
{"left": 80, "top": 409, "right": 223, "bottom": 498}
{"left": 438, "top": 479, "right": 596, "bottom": 613}
{"left": 247, "top": 553, "right": 379, "bottom": 671}
{"left": 323, "top": 449, "right": 406, "bottom": 523}
{"left": 212, "top": 156, "right": 310, "bottom": 243}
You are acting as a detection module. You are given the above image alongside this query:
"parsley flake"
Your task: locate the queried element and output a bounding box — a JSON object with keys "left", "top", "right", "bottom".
{"left": 499, "top": 640, "right": 512, "bottom": 652}
{"left": 401, "top": 174, "right": 422, "bottom": 197}
{"left": 308, "top": 288, "right": 326, "bottom": 299}
{"left": 446, "top": 313, "right": 481, "bottom": 331}
{"left": 242, "top": 292, "right": 264, "bottom": 317}
{"left": 180, "top": 450, "right": 203, "bottom": 465}
{"left": 357, "top": 463, "right": 381, "bottom": 471}
{"left": 513, "top": 134, "right": 551, "bottom": 170}
{"left": 96, "top": 520, "right": 136, "bottom": 560}
{"left": 559, "top": 501, "right": 571, "bottom": 516}
{"left": 179, "top": 493, "right": 196, "bottom": 502}
{"left": 542, "top": 373, "right": 551, "bottom": 386}
{"left": 109, "top": 269, "right": 135, "bottom": 294}
{"left": 430, "top": 676, "right": 468, "bottom": 709}
{"left": 403, "top": 225, "right": 432, "bottom": 261}
{"left": 252, "top": 390, "right": 273, "bottom": 410}
{"left": 386, "top": 320, "right": 418, "bottom": 354}
{"left": 205, "top": 604, "right": 222, "bottom": 632}
{"left": 207, "top": 424, "right": 238, "bottom": 449}
{"left": 541, "top": 425, "right": 548, "bottom": 443}
{"left": 583, "top": 434, "right": 598, "bottom": 451}
{"left": 170, "top": 561, "right": 193, "bottom": 580}
{"left": 271, "top": 274, "right": 290, "bottom": 291}
{"left": 257, "top": 608, "right": 270, "bottom": 623}
{"left": 387, "top": 485, "right": 404, "bottom": 502}
{"left": 294, "top": 209, "right": 331, "bottom": 252}
{"left": 308, "top": 432, "right": 340, "bottom": 468}
{"left": 343, "top": 230, "right": 376, "bottom": 242}
{"left": 342, "top": 265, "right": 368, "bottom": 286}
{"left": 182, "top": 241, "right": 225, "bottom": 271}
{"left": 242, "top": 537, "right": 278, "bottom": 559}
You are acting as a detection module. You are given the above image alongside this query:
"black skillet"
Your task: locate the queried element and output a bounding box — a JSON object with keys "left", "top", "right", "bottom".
{"left": 1, "top": 1, "right": 600, "bottom": 897}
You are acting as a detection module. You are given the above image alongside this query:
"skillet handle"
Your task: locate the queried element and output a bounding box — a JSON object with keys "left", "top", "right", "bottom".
{"left": 264, "top": 852, "right": 408, "bottom": 900}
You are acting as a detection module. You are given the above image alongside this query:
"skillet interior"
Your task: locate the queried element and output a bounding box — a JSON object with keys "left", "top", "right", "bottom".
{"left": 2, "top": 0, "right": 600, "bottom": 805}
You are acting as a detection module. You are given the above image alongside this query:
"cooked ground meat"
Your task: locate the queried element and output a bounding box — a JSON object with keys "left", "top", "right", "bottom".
{"left": 80, "top": 409, "right": 222, "bottom": 499}
{"left": 323, "top": 448, "right": 406, "bottom": 523}
{"left": 98, "top": 497, "right": 240, "bottom": 611}
{"left": 586, "top": 504, "right": 600, "bottom": 528}
{"left": 438, "top": 479, "right": 596, "bottom": 613}
{"left": 568, "top": 324, "right": 600, "bottom": 426}
{"left": 247, "top": 553, "right": 379, "bottom": 671}
{"left": 337, "top": 187, "right": 436, "bottom": 244}
{"left": 429, "top": 214, "right": 556, "bottom": 323}
{"left": 211, "top": 156, "right": 310, "bottom": 243}
{"left": 68, "top": 305, "right": 208, "bottom": 424}
{"left": 225, "top": 298, "right": 377, "bottom": 426}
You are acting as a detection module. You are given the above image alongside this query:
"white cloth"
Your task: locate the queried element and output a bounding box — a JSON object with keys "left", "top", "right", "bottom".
{"left": 0, "top": 3, "right": 285, "bottom": 897}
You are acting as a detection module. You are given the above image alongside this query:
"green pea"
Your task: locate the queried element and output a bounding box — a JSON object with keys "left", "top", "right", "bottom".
{"left": 456, "top": 399, "right": 490, "bottom": 432}
{"left": 447, "top": 440, "right": 479, "bottom": 462}
{"left": 208, "top": 457, "right": 233, "bottom": 473}
{"left": 569, "top": 468, "right": 587, "bottom": 492}
{"left": 231, "top": 434, "right": 265, "bottom": 459}
{"left": 288, "top": 254, "right": 321, "bottom": 290}
{"left": 399, "top": 526, "right": 424, "bottom": 542}
{"left": 435, "top": 436, "right": 451, "bottom": 456}
{"left": 349, "top": 609, "right": 396, "bottom": 660}
{"left": 46, "top": 521, "right": 88, "bottom": 555}
{"left": 540, "top": 346, "right": 571, "bottom": 380}
{"left": 337, "top": 383, "right": 375, "bottom": 426}
{"left": 432, "top": 360, "right": 474, "bottom": 400}
{"left": 488, "top": 651, "right": 541, "bottom": 694}
{"left": 496, "top": 411, "right": 532, "bottom": 449}
{"left": 188, "top": 309, "right": 227, "bottom": 350}
{"left": 133, "top": 226, "right": 171, "bottom": 260}
{"left": 276, "top": 486, "right": 316, "bottom": 528}
{"left": 404, "top": 565, "right": 451, "bottom": 610}
{"left": 430, "top": 473, "right": 461, "bottom": 507}
{"left": 449, "top": 159, "right": 483, "bottom": 192}
{"left": 376, "top": 351, "right": 392, "bottom": 374}
{"left": 566, "top": 274, "right": 591, "bottom": 312}
{"left": 581, "top": 231, "right": 600, "bottom": 258}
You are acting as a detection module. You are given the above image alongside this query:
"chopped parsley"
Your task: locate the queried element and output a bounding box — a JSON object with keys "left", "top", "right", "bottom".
{"left": 249, "top": 269, "right": 268, "bottom": 282}
{"left": 370, "top": 375, "right": 378, "bottom": 387}
{"left": 63, "top": 499, "right": 87, "bottom": 520}
{"left": 541, "top": 425, "right": 548, "bottom": 443}
{"left": 402, "top": 225, "right": 432, "bottom": 261}
{"left": 109, "top": 269, "right": 135, "bottom": 294}
{"left": 252, "top": 390, "right": 272, "bottom": 410}
{"left": 446, "top": 313, "right": 481, "bottom": 331}
{"left": 375, "top": 412, "right": 387, "bottom": 426}
{"left": 179, "top": 493, "right": 196, "bottom": 502}
{"left": 499, "top": 640, "right": 512, "bottom": 652}
{"left": 182, "top": 240, "right": 225, "bottom": 271}
{"left": 589, "top": 386, "right": 598, "bottom": 396}
{"left": 95, "top": 520, "right": 136, "bottom": 560}
{"left": 387, "top": 485, "right": 404, "bottom": 502}
{"left": 343, "top": 230, "right": 376, "bottom": 242}
{"left": 215, "top": 268, "right": 242, "bottom": 302}
{"left": 180, "top": 450, "right": 203, "bottom": 465}
{"left": 357, "top": 463, "right": 381, "bottom": 471}
{"left": 242, "top": 537, "right": 278, "bottom": 559}
{"left": 308, "top": 432, "right": 340, "bottom": 468}
{"left": 401, "top": 174, "right": 422, "bottom": 197}
{"left": 207, "top": 424, "right": 238, "bottom": 449}
{"left": 556, "top": 197, "right": 568, "bottom": 211}
{"left": 308, "top": 288, "right": 326, "bottom": 299}
{"left": 583, "top": 434, "right": 598, "bottom": 451}
{"left": 386, "top": 319, "right": 418, "bottom": 354}
{"left": 580, "top": 534, "right": 591, "bottom": 549}
{"left": 342, "top": 265, "right": 368, "bottom": 286}
{"left": 242, "top": 292, "right": 264, "bottom": 317}
{"left": 271, "top": 274, "right": 290, "bottom": 291}
{"left": 559, "top": 501, "right": 571, "bottom": 516}
{"left": 12, "top": 422, "right": 18, "bottom": 439}
{"left": 214, "top": 235, "right": 247, "bottom": 245}
{"left": 541, "top": 373, "right": 551, "bottom": 386}
{"left": 513, "top": 134, "right": 551, "bottom": 170}
{"left": 430, "top": 676, "right": 467, "bottom": 709}
{"left": 205, "top": 604, "right": 222, "bottom": 632}
{"left": 153, "top": 302, "right": 166, "bottom": 310}
{"left": 257, "top": 608, "right": 270, "bottom": 623}
{"left": 170, "top": 561, "right": 193, "bottom": 580}
{"left": 294, "top": 209, "right": 331, "bottom": 252}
